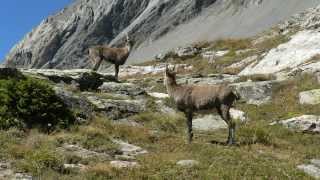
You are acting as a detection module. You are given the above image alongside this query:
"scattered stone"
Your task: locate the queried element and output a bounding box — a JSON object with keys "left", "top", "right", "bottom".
{"left": 99, "top": 82, "right": 145, "bottom": 96}
{"left": 299, "top": 89, "right": 320, "bottom": 105}
{"left": 175, "top": 46, "right": 198, "bottom": 57}
{"left": 87, "top": 96, "right": 145, "bottom": 120}
{"left": 112, "top": 118, "right": 142, "bottom": 127}
{"left": 110, "top": 161, "right": 140, "bottom": 169}
{"left": 201, "top": 50, "right": 229, "bottom": 63}
{"left": 147, "top": 92, "right": 170, "bottom": 99}
{"left": 193, "top": 115, "right": 228, "bottom": 131}
{"left": 63, "top": 164, "right": 87, "bottom": 172}
{"left": 113, "top": 140, "right": 148, "bottom": 157}
{"left": 271, "top": 115, "right": 320, "bottom": 133}
{"left": 58, "top": 144, "right": 111, "bottom": 160}
{"left": 176, "top": 160, "right": 200, "bottom": 168}
{"left": 0, "top": 162, "right": 32, "bottom": 180}
{"left": 230, "top": 108, "right": 247, "bottom": 122}
{"left": 298, "top": 159, "right": 320, "bottom": 179}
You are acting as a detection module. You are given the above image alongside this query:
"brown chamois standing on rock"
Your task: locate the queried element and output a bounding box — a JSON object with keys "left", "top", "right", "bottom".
{"left": 89, "top": 34, "right": 132, "bottom": 81}
{"left": 164, "top": 65, "right": 240, "bottom": 145}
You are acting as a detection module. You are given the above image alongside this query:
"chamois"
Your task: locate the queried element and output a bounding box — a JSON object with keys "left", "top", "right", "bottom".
{"left": 89, "top": 34, "right": 132, "bottom": 81}
{"left": 164, "top": 65, "right": 240, "bottom": 145}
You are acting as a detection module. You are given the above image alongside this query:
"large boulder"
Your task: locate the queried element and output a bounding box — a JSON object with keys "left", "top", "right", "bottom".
{"left": 231, "top": 81, "right": 276, "bottom": 105}
{"left": 54, "top": 86, "right": 95, "bottom": 122}
{"left": 299, "top": 89, "right": 320, "bottom": 105}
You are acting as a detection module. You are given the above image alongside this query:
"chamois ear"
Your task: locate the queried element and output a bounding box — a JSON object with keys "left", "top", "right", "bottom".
{"left": 126, "top": 33, "right": 130, "bottom": 42}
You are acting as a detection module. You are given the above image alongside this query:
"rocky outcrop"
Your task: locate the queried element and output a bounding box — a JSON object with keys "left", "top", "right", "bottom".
{"left": 240, "top": 30, "right": 320, "bottom": 75}
{"left": 271, "top": 115, "right": 320, "bottom": 134}
{"left": 22, "top": 69, "right": 115, "bottom": 91}
{"left": 4, "top": 0, "right": 319, "bottom": 68}
{"left": 54, "top": 86, "right": 95, "bottom": 122}
{"left": 87, "top": 96, "right": 146, "bottom": 120}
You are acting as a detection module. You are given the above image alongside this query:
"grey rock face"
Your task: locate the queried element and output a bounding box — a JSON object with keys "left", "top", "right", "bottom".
{"left": 4, "top": 0, "right": 319, "bottom": 69}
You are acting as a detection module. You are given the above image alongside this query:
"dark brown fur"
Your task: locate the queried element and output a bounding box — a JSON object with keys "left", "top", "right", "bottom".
{"left": 89, "top": 35, "right": 132, "bottom": 81}
{"left": 164, "top": 66, "right": 240, "bottom": 144}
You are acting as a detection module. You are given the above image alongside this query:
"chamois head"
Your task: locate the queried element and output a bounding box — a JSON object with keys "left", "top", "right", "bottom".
{"left": 164, "top": 65, "right": 177, "bottom": 86}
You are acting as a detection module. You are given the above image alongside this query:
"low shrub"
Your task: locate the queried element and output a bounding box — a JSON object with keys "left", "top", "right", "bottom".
{"left": 0, "top": 78, "right": 74, "bottom": 131}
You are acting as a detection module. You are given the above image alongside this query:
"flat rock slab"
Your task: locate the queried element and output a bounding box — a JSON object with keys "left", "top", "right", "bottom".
{"left": 87, "top": 96, "right": 145, "bottom": 120}
{"left": 298, "top": 159, "right": 320, "bottom": 179}
{"left": 299, "top": 89, "right": 320, "bottom": 105}
{"left": 113, "top": 140, "right": 148, "bottom": 157}
{"left": 176, "top": 160, "right": 200, "bottom": 168}
{"left": 118, "top": 63, "right": 193, "bottom": 78}
{"left": 58, "top": 144, "right": 111, "bottom": 160}
{"left": 110, "top": 161, "right": 140, "bottom": 169}
{"left": 271, "top": 115, "right": 320, "bottom": 133}
{"left": 99, "top": 82, "right": 145, "bottom": 96}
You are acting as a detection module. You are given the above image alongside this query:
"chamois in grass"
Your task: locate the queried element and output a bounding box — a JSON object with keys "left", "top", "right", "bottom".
{"left": 89, "top": 34, "right": 132, "bottom": 81}
{"left": 164, "top": 65, "right": 240, "bottom": 145}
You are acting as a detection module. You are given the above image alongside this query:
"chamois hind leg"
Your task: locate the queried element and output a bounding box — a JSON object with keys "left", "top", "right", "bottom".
{"left": 184, "top": 110, "right": 193, "bottom": 144}
{"left": 218, "top": 104, "right": 236, "bottom": 145}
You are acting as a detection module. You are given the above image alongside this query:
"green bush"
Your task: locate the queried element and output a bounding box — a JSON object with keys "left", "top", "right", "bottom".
{"left": 0, "top": 78, "right": 74, "bottom": 130}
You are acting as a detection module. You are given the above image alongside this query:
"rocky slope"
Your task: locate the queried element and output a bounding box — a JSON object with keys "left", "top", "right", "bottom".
{"left": 3, "top": 0, "right": 320, "bottom": 69}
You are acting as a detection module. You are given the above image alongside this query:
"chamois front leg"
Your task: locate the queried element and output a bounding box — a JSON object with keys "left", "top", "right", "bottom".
{"left": 92, "top": 57, "right": 103, "bottom": 71}
{"left": 114, "top": 64, "right": 120, "bottom": 81}
{"left": 219, "top": 104, "right": 236, "bottom": 145}
{"left": 184, "top": 110, "right": 194, "bottom": 144}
